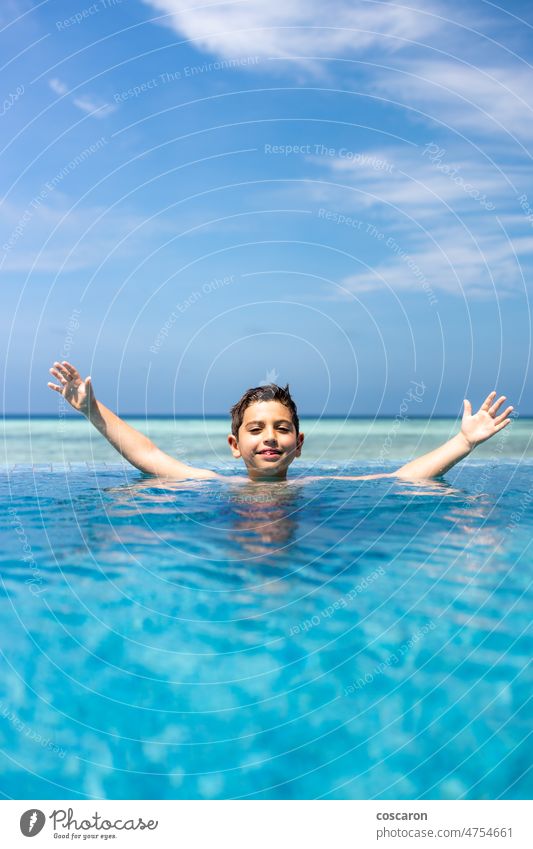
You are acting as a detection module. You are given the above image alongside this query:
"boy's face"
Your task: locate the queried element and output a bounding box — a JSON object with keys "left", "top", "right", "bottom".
{"left": 227, "top": 400, "right": 304, "bottom": 480}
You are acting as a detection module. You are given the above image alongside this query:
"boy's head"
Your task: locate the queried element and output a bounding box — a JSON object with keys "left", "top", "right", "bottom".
{"left": 228, "top": 383, "right": 304, "bottom": 480}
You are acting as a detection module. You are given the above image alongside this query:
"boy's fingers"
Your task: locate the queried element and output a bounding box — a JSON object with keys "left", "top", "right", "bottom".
{"left": 481, "top": 390, "right": 497, "bottom": 410}
{"left": 463, "top": 399, "right": 472, "bottom": 416}
{"left": 58, "top": 363, "right": 81, "bottom": 383}
{"left": 489, "top": 395, "right": 506, "bottom": 414}
{"left": 494, "top": 405, "right": 513, "bottom": 424}
{"left": 62, "top": 361, "right": 81, "bottom": 380}
{"left": 47, "top": 381, "right": 62, "bottom": 393}
{"left": 52, "top": 362, "right": 69, "bottom": 381}
{"left": 49, "top": 367, "right": 67, "bottom": 384}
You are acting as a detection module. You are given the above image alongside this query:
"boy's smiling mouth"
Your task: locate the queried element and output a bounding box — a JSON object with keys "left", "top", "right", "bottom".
{"left": 257, "top": 449, "right": 282, "bottom": 458}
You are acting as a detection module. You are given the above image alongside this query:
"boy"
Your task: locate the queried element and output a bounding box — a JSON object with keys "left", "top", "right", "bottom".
{"left": 48, "top": 360, "right": 514, "bottom": 483}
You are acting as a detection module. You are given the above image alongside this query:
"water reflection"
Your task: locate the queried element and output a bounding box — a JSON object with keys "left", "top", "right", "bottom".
{"left": 100, "top": 474, "right": 469, "bottom": 559}
{"left": 104, "top": 476, "right": 305, "bottom": 555}
{"left": 214, "top": 480, "right": 304, "bottom": 554}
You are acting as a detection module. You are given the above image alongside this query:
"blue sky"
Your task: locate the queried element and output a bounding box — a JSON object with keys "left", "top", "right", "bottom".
{"left": 1, "top": 0, "right": 532, "bottom": 415}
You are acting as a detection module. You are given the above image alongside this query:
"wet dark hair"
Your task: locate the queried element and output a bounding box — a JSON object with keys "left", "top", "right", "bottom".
{"left": 230, "top": 384, "right": 299, "bottom": 438}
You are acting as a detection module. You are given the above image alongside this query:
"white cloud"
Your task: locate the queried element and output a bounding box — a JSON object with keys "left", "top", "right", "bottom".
{"left": 48, "top": 77, "right": 116, "bottom": 119}
{"left": 71, "top": 97, "right": 116, "bottom": 119}
{"left": 339, "top": 234, "right": 524, "bottom": 300}
{"left": 0, "top": 199, "right": 157, "bottom": 273}
{"left": 303, "top": 141, "right": 517, "bottom": 219}
{"left": 48, "top": 77, "right": 68, "bottom": 95}
{"left": 141, "top": 0, "right": 533, "bottom": 145}
{"left": 372, "top": 61, "right": 533, "bottom": 141}
{"left": 310, "top": 145, "right": 505, "bottom": 214}
{"left": 0, "top": 192, "right": 227, "bottom": 275}
{"left": 303, "top": 143, "right": 532, "bottom": 297}
{"left": 142, "top": 0, "right": 443, "bottom": 66}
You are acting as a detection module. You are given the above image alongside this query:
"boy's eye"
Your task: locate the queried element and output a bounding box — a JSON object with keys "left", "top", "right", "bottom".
{"left": 249, "top": 426, "right": 289, "bottom": 433}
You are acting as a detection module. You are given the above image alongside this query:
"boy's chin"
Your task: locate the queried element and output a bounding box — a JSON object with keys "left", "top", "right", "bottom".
{"left": 245, "top": 457, "right": 294, "bottom": 477}
{"left": 254, "top": 453, "right": 286, "bottom": 465}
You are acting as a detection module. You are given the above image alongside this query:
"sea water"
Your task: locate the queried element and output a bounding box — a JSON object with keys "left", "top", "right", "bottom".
{"left": 0, "top": 418, "right": 531, "bottom": 799}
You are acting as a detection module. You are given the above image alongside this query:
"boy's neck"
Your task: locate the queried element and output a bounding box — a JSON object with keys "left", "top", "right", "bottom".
{"left": 246, "top": 469, "right": 288, "bottom": 483}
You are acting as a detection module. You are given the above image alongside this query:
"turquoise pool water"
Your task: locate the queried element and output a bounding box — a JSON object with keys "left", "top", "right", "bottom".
{"left": 1, "top": 452, "right": 531, "bottom": 800}
{"left": 3, "top": 415, "right": 533, "bottom": 464}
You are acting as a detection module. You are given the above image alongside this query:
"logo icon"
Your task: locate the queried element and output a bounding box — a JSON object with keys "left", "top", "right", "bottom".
{"left": 20, "top": 810, "right": 46, "bottom": 837}
{"left": 260, "top": 367, "right": 279, "bottom": 385}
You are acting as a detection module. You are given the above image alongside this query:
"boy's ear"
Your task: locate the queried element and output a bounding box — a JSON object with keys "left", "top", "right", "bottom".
{"left": 227, "top": 433, "right": 241, "bottom": 458}
{"left": 295, "top": 432, "right": 304, "bottom": 457}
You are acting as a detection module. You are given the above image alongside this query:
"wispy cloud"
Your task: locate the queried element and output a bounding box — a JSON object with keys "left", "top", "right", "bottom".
{"left": 300, "top": 143, "right": 533, "bottom": 298}
{"left": 142, "top": 0, "right": 444, "bottom": 67}
{"left": 0, "top": 192, "right": 229, "bottom": 275}
{"left": 338, "top": 233, "right": 528, "bottom": 300}
{"left": 48, "top": 77, "right": 68, "bottom": 95}
{"left": 372, "top": 61, "right": 533, "bottom": 141}
{"left": 71, "top": 96, "right": 116, "bottom": 118}
{"left": 0, "top": 199, "right": 160, "bottom": 273}
{"left": 48, "top": 77, "right": 116, "bottom": 119}
{"left": 141, "top": 0, "right": 533, "bottom": 145}
{"left": 309, "top": 144, "right": 506, "bottom": 214}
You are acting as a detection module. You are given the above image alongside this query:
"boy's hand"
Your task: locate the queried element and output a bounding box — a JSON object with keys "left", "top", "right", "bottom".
{"left": 47, "top": 360, "right": 94, "bottom": 416}
{"left": 460, "top": 391, "right": 514, "bottom": 449}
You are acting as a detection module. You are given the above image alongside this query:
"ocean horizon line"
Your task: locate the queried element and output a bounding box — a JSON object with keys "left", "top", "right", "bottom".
{"left": 3, "top": 412, "right": 532, "bottom": 420}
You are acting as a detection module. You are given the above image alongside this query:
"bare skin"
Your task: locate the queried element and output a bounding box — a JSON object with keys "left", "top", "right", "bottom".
{"left": 226, "top": 400, "right": 305, "bottom": 482}
{"left": 48, "top": 360, "right": 514, "bottom": 483}
{"left": 48, "top": 361, "right": 217, "bottom": 479}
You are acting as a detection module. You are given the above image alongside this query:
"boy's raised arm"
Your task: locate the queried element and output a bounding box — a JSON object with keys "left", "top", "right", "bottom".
{"left": 47, "top": 361, "right": 219, "bottom": 479}
{"left": 321, "top": 391, "right": 514, "bottom": 482}
{"left": 392, "top": 391, "right": 513, "bottom": 480}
